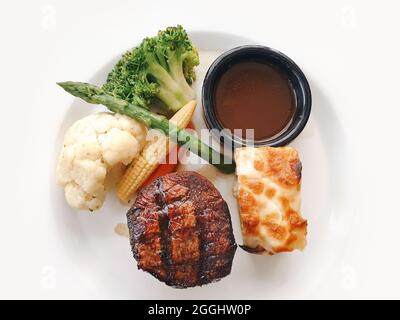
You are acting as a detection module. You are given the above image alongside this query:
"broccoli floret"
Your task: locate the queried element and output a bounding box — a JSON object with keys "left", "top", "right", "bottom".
{"left": 103, "top": 25, "right": 199, "bottom": 113}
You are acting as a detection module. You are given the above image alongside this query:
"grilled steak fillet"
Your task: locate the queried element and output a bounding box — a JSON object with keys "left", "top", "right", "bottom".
{"left": 127, "top": 171, "right": 237, "bottom": 288}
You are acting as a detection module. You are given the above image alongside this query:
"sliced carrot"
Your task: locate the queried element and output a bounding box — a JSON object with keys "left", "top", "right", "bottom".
{"left": 141, "top": 122, "right": 194, "bottom": 187}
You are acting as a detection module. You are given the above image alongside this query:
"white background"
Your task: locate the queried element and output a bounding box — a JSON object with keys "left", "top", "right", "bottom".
{"left": 0, "top": 0, "right": 399, "bottom": 299}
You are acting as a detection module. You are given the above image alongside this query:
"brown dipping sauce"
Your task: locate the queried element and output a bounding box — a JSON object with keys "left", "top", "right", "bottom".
{"left": 214, "top": 62, "right": 296, "bottom": 141}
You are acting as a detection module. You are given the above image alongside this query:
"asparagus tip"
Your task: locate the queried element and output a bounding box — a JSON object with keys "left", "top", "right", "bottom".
{"left": 56, "top": 81, "right": 71, "bottom": 91}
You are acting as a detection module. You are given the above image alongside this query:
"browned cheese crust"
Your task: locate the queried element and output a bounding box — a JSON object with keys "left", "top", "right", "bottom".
{"left": 127, "top": 171, "right": 237, "bottom": 288}
{"left": 235, "top": 147, "right": 307, "bottom": 255}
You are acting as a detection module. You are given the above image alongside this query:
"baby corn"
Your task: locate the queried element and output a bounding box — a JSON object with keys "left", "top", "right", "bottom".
{"left": 117, "top": 100, "right": 196, "bottom": 202}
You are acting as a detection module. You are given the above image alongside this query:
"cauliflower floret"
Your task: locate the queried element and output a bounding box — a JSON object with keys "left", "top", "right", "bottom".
{"left": 98, "top": 128, "right": 141, "bottom": 167}
{"left": 56, "top": 112, "right": 147, "bottom": 211}
{"left": 64, "top": 182, "right": 105, "bottom": 212}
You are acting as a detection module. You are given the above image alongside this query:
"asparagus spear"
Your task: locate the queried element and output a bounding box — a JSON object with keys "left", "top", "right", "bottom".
{"left": 57, "top": 81, "right": 236, "bottom": 174}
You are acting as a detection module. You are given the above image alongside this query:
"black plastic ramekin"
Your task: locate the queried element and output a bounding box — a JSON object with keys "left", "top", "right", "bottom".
{"left": 202, "top": 45, "right": 312, "bottom": 147}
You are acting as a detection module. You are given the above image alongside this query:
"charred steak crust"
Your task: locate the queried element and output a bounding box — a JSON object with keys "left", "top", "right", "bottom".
{"left": 127, "top": 171, "right": 237, "bottom": 288}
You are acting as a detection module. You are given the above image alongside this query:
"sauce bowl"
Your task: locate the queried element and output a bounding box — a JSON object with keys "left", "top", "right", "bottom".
{"left": 202, "top": 45, "right": 312, "bottom": 147}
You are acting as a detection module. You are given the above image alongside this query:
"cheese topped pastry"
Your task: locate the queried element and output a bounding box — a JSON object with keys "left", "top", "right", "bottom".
{"left": 234, "top": 146, "right": 307, "bottom": 255}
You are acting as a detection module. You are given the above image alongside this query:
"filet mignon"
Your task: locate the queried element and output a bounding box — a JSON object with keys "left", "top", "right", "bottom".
{"left": 127, "top": 171, "right": 237, "bottom": 288}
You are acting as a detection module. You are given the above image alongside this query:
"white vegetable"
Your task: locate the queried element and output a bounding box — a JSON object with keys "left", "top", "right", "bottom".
{"left": 56, "top": 112, "right": 147, "bottom": 211}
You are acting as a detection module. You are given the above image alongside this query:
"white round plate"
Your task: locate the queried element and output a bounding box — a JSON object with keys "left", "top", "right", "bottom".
{"left": 50, "top": 31, "right": 353, "bottom": 299}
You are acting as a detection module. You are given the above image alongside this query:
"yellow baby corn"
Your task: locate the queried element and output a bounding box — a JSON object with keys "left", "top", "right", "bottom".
{"left": 117, "top": 100, "right": 196, "bottom": 202}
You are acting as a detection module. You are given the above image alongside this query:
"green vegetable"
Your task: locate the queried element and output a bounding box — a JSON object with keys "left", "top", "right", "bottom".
{"left": 57, "top": 82, "right": 236, "bottom": 174}
{"left": 102, "top": 25, "right": 199, "bottom": 113}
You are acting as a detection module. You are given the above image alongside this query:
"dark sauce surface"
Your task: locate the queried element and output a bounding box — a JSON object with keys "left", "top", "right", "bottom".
{"left": 214, "top": 61, "right": 296, "bottom": 141}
